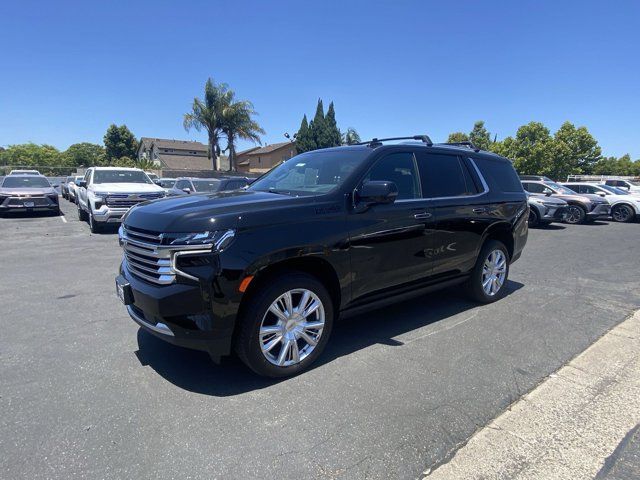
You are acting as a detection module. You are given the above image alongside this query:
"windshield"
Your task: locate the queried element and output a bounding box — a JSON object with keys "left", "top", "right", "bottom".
{"left": 2, "top": 176, "right": 51, "bottom": 188}
{"left": 248, "top": 150, "right": 367, "bottom": 196}
{"left": 93, "top": 170, "right": 152, "bottom": 184}
{"left": 159, "top": 179, "right": 176, "bottom": 188}
{"left": 600, "top": 184, "right": 629, "bottom": 195}
{"left": 193, "top": 180, "right": 221, "bottom": 192}
{"left": 546, "top": 181, "right": 575, "bottom": 195}
{"left": 147, "top": 173, "right": 158, "bottom": 180}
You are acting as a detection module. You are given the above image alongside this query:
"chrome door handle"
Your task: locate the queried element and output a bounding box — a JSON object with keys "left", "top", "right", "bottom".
{"left": 414, "top": 212, "right": 433, "bottom": 220}
{"left": 472, "top": 207, "right": 487, "bottom": 214}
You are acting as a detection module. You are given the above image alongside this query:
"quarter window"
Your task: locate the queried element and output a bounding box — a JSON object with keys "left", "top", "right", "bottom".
{"left": 364, "top": 152, "right": 420, "bottom": 200}
{"left": 416, "top": 153, "right": 477, "bottom": 198}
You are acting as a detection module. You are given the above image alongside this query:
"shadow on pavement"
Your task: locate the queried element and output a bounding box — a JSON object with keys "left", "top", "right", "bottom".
{"left": 135, "top": 280, "right": 524, "bottom": 396}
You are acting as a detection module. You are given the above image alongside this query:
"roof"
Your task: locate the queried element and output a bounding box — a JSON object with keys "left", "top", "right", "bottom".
{"left": 139, "top": 137, "right": 208, "bottom": 152}
{"left": 158, "top": 153, "right": 228, "bottom": 170}
{"left": 91, "top": 166, "right": 143, "bottom": 171}
{"left": 237, "top": 142, "right": 293, "bottom": 156}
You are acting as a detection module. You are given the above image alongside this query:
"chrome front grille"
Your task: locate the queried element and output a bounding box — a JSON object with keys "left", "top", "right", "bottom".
{"left": 121, "top": 226, "right": 175, "bottom": 285}
{"left": 106, "top": 193, "right": 163, "bottom": 208}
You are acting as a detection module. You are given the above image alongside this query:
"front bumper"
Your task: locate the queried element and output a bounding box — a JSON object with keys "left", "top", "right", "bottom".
{"left": 586, "top": 203, "right": 611, "bottom": 219}
{"left": 0, "top": 196, "right": 59, "bottom": 212}
{"left": 541, "top": 205, "right": 568, "bottom": 223}
{"left": 93, "top": 206, "right": 129, "bottom": 223}
{"left": 117, "top": 259, "right": 241, "bottom": 358}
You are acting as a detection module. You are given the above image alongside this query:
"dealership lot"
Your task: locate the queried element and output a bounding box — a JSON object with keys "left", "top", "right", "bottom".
{"left": 1, "top": 200, "right": 639, "bottom": 479}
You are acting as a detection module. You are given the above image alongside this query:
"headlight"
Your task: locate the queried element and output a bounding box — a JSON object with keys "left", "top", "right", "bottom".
{"left": 164, "top": 229, "right": 235, "bottom": 250}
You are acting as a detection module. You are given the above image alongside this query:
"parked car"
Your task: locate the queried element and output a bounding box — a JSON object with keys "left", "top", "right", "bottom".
{"left": 61, "top": 176, "right": 73, "bottom": 199}
{"left": 602, "top": 179, "right": 640, "bottom": 194}
{"left": 156, "top": 178, "right": 177, "bottom": 192}
{"left": 520, "top": 177, "right": 610, "bottom": 224}
{"left": 0, "top": 174, "right": 60, "bottom": 216}
{"left": 76, "top": 167, "right": 165, "bottom": 233}
{"left": 67, "top": 176, "right": 83, "bottom": 203}
{"left": 9, "top": 169, "right": 41, "bottom": 175}
{"left": 167, "top": 176, "right": 249, "bottom": 196}
{"left": 116, "top": 136, "right": 529, "bottom": 377}
{"left": 146, "top": 172, "right": 159, "bottom": 182}
{"left": 562, "top": 182, "right": 640, "bottom": 223}
{"left": 527, "top": 193, "right": 568, "bottom": 227}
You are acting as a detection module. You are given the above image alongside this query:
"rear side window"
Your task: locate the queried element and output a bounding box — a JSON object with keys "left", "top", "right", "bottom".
{"left": 474, "top": 156, "right": 523, "bottom": 193}
{"left": 522, "top": 182, "right": 545, "bottom": 193}
{"left": 416, "top": 153, "right": 478, "bottom": 198}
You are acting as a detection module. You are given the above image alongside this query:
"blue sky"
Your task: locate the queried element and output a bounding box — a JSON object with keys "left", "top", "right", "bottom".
{"left": 1, "top": 0, "right": 639, "bottom": 158}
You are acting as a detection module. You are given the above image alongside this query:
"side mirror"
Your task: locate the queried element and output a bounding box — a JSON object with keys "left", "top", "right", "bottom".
{"left": 543, "top": 188, "right": 553, "bottom": 196}
{"left": 78, "top": 180, "right": 87, "bottom": 188}
{"left": 52, "top": 183, "right": 60, "bottom": 188}
{"left": 597, "top": 191, "right": 606, "bottom": 197}
{"left": 358, "top": 181, "right": 398, "bottom": 206}
{"left": 153, "top": 179, "right": 161, "bottom": 186}
{"left": 182, "top": 188, "right": 191, "bottom": 194}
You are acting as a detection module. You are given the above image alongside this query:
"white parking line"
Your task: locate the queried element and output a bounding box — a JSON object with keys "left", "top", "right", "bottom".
{"left": 60, "top": 216, "right": 67, "bottom": 223}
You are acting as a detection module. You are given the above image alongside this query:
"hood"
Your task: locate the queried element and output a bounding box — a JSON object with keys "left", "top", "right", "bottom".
{"left": 124, "top": 189, "right": 308, "bottom": 232}
{"left": 577, "top": 193, "right": 609, "bottom": 204}
{"left": 90, "top": 183, "right": 164, "bottom": 194}
{"left": 528, "top": 194, "right": 567, "bottom": 206}
{"left": 536, "top": 192, "right": 597, "bottom": 204}
{"left": 0, "top": 187, "right": 56, "bottom": 196}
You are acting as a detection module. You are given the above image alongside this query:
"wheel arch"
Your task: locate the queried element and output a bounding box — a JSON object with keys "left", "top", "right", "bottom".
{"left": 481, "top": 222, "right": 514, "bottom": 261}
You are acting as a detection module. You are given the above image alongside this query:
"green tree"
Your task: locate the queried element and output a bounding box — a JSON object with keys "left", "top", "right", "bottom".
{"left": 502, "top": 122, "right": 554, "bottom": 176}
{"left": 220, "top": 90, "right": 265, "bottom": 172}
{"left": 295, "top": 115, "right": 315, "bottom": 153}
{"left": 64, "top": 142, "right": 106, "bottom": 167}
{"left": 593, "top": 154, "right": 639, "bottom": 176}
{"left": 104, "top": 124, "right": 138, "bottom": 161}
{"left": 551, "top": 121, "right": 601, "bottom": 178}
{"left": 324, "top": 102, "right": 342, "bottom": 147}
{"left": 342, "top": 127, "right": 361, "bottom": 145}
{"left": 469, "top": 121, "right": 491, "bottom": 150}
{"left": 183, "top": 78, "right": 227, "bottom": 170}
{"left": 311, "top": 99, "right": 327, "bottom": 148}
{"left": 0, "top": 143, "right": 66, "bottom": 172}
{"left": 446, "top": 132, "right": 470, "bottom": 143}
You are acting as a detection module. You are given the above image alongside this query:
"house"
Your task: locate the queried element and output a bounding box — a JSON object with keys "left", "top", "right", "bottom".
{"left": 137, "top": 137, "right": 229, "bottom": 172}
{"left": 235, "top": 142, "right": 297, "bottom": 173}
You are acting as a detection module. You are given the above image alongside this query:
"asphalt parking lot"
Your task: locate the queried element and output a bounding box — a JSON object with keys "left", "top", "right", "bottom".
{"left": 1, "top": 200, "right": 639, "bottom": 479}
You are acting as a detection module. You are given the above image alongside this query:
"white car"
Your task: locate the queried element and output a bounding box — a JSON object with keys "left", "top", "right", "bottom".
{"left": 562, "top": 182, "right": 640, "bottom": 223}
{"left": 67, "top": 175, "right": 83, "bottom": 203}
{"left": 601, "top": 179, "right": 640, "bottom": 194}
{"left": 9, "top": 169, "right": 41, "bottom": 175}
{"left": 76, "top": 167, "right": 165, "bottom": 233}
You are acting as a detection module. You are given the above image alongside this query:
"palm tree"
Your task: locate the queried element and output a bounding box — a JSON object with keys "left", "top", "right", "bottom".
{"left": 221, "top": 91, "right": 265, "bottom": 172}
{"left": 342, "top": 127, "right": 361, "bottom": 145}
{"left": 183, "top": 78, "right": 228, "bottom": 170}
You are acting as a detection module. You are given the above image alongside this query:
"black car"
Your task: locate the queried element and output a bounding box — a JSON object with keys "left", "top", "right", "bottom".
{"left": 168, "top": 176, "right": 249, "bottom": 196}
{"left": 116, "top": 136, "right": 528, "bottom": 377}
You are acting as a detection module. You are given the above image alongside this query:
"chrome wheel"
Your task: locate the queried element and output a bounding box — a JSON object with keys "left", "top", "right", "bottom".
{"left": 482, "top": 250, "right": 507, "bottom": 296}
{"left": 259, "top": 288, "right": 325, "bottom": 367}
{"left": 565, "top": 205, "right": 583, "bottom": 224}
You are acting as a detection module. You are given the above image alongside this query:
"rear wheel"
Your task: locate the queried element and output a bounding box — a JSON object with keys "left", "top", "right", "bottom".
{"left": 466, "top": 240, "right": 510, "bottom": 303}
{"left": 89, "top": 209, "right": 102, "bottom": 233}
{"left": 611, "top": 204, "right": 635, "bottom": 223}
{"left": 77, "top": 201, "right": 87, "bottom": 221}
{"left": 565, "top": 204, "right": 586, "bottom": 224}
{"left": 236, "top": 272, "right": 334, "bottom": 377}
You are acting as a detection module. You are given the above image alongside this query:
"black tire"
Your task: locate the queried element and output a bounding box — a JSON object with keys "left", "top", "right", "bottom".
{"left": 528, "top": 207, "right": 540, "bottom": 227}
{"left": 89, "top": 209, "right": 102, "bottom": 233}
{"left": 611, "top": 204, "right": 635, "bottom": 223}
{"left": 235, "top": 271, "right": 334, "bottom": 378}
{"left": 77, "top": 201, "right": 87, "bottom": 221}
{"left": 565, "top": 204, "right": 586, "bottom": 224}
{"left": 465, "top": 239, "right": 510, "bottom": 304}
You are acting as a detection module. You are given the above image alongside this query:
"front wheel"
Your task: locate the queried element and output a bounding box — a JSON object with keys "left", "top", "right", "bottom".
{"left": 528, "top": 207, "right": 540, "bottom": 227}
{"left": 77, "top": 201, "right": 87, "bottom": 221}
{"left": 89, "top": 209, "right": 102, "bottom": 233}
{"left": 466, "top": 240, "right": 510, "bottom": 303}
{"left": 565, "top": 204, "right": 586, "bottom": 224}
{"left": 236, "top": 272, "right": 334, "bottom": 377}
{"left": 612, "top": 204, "right": 635, "bottom": 223}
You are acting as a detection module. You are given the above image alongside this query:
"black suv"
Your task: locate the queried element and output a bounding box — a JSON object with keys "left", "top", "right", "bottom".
{"left": 116, "top": 137, "right": 528, "bottom": 377}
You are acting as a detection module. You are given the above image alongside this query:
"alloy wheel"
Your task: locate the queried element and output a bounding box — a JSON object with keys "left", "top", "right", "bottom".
{"left": 259, "top": 288, "right": 325, "bottom": 367}
{"left": 612, "top": 205, "right": 632, "bottom": 223}
{"left": 481, "top": 250, "right": 507, "bottom": 296}
{"left": 565, "top": 206, "right": 583, "bottom": 224}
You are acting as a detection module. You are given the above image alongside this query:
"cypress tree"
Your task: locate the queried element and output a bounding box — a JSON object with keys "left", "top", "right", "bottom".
{"left": 311, "top": 99, "right": 327, "bottom": 149}
{"left": 295, "top": 114, "right": 315, "bottom": 154}
{"left": 325, "top": 102, "right": 342, "bottom": 147}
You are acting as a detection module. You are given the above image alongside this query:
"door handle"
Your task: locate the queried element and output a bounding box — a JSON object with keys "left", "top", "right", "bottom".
{"left": 472, "top": 207, "right": 487, "bottom": 214}
{"left": 414, "top": 212, "right": 433, "bottom": 220}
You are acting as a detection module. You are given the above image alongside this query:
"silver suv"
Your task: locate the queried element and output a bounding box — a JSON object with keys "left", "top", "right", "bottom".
{"left": 76, "top": 167, "right": 165, "bottom": 233}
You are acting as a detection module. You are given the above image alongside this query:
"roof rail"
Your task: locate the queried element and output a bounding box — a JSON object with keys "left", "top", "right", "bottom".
{"left": 356, "top": 135, "right": 434, "bottom": 148}
{"left": 437, "top": 141, "right": 481, "bottom": 152}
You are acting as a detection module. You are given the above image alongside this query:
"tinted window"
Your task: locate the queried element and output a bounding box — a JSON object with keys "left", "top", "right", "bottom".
{"left": 225, "top": 181, "right": 247, "bottom": 190}
{"left": 193, "top": 180, "right": 221, "bottom": 192}
{"left": 522, "top": 182, "right": 544, "bottom": 193}
{"left": 474, "top": 157, "right": 522, "bottom": 192}
{"left": 364, "top": 152, "right": 420, "bottom": 200}
{"left": 159, "top": 179, "right": 176, "bottom": 188}
{"left": 2, "top": 176, "right": 51, "bottom": 188}
{"left": 175, "top": 180, "right": 188, "bottom": 190}
{"left": 416, "top": 153, "right": 477, "bottom": 198}
{"left": 93, "top": 170, "right": 152, "bottom": 184}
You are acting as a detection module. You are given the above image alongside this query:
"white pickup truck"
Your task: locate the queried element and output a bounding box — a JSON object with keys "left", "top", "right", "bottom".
{"left": 76, "top": 167, "right": 165, "bottom": 233}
